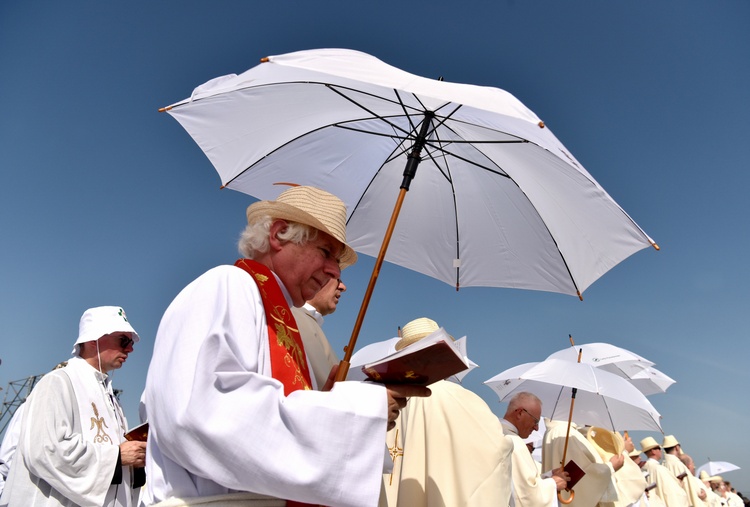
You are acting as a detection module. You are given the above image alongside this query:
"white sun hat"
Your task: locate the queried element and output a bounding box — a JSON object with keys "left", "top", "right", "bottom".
{"left": 71, "top": 306, "right": 140, "bottom": 355}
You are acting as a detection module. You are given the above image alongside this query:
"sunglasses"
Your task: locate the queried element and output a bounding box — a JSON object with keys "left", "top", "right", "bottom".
{"left": 119, "top": 335, "right": 135, "bottom": 349}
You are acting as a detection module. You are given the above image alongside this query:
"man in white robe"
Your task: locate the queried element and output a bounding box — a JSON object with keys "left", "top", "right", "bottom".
{"left": 379, "top": 317, "right": 513, "bottom": 507}
{"left": 502, "top": 392, "right": 569, "bottom": 507}
{"left": 0, "top": 306, "right": 146, "bottom": 507}
{"left": 291, "top": 277, "right": 347, "bottom": 389}
{"left": 541, "top": 420, "right": 621, "bottom": 507}
{"left": 639, "top": 437, "right": 688, "bottom": 507}
{"left": 140, "top": 186, "right": 430, "bottom": 507}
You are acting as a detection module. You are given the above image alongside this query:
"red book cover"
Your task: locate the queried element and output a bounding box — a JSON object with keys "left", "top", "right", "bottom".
{"left": 564, "top": 459, "right": 586, "bottom": 489}
{"left": 124, "top": 421, "right": 149, "bottom": 442}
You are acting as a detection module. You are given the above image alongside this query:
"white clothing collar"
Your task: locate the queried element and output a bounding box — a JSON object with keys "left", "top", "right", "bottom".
{"left": 302, "top": 302, "right": 325, "bottom": 326}
{"left": 270, "top": 270, "right": 294, "bottom": 307}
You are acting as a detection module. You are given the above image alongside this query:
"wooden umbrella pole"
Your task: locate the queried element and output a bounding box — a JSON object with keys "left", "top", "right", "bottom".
{"left": 334, "top": 112, "right": 434, "bottom": 383}
{"left": 559, "top": 339, "right": 582, "bottom": 505}
{"left": 335, "top": 187, "right": 408, "bottom": 382}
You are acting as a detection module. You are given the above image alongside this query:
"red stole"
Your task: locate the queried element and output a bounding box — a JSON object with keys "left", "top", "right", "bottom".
{"left": 234, "top": 260, "right": 321, "bottom": 507}
{"left": 234, "top": 259, "right": 312, "bottom": 394}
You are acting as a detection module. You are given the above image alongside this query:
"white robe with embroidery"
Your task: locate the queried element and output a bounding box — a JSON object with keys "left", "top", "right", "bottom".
{"left": 140, "top": 265, "right": 388, "bottom": 507}
{"left": 0, "top": 357, "right": 132, "bottom": 506}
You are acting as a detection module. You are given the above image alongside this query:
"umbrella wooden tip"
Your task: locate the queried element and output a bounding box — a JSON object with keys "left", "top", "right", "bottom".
{"left": 260, "top": 56, "right": 270, "bottom": 63}
{"left": 577, "top": 291, "right": 583, "bottom": 301}
{"left": 158, "top": 106, "right": 172, "bottom": 113}
{"left": 538, "top": 121, "right": 545, "bottom": 128}
{"left": 652, "top": 242, "right": 661, "bottom": 251}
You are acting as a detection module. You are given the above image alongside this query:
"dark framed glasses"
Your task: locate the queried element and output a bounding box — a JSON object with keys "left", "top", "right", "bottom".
{"left": 119, "top": 335, "right": 135, "bottom": 349}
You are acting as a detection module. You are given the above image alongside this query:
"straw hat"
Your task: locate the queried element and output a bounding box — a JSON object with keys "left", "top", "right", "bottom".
{"left": 628, "top": 447, "right": 643, "bottom": 458}
{"left": 72, "top": 306, "right": 140, "bottom": 355}
{"left": 586, "top": 426, "right": 624, "bottom": 461}
{"left": 699, "top": 471, "right": 711, "bottom": 481}
{"left": 395, "top": 317, "right": 453, "bottom": 350}
{"left": 246, "top": 186, "right": 357, "bottom": 268}
{"left": 662, "top": 435, "right": 680, "bottom": 449}
{"left": 640, "top": 436, "right": 661, "bottom": 453}
{"left": 709, "top": 475, "right": 724, "bottom": 484}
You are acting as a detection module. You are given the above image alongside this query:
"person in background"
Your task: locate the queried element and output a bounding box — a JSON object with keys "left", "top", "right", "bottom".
{"left": 380, "top": 317, "right": 513, "bottom": 507}
{"left": 640, "top": 436, "right": 688, "bottom": 507}
{"left": 502, "top": 392, "right": 569, "bottom": 507}
{"left": 0, "top": 307, "right": 145, "bottom": 506}
{"left": 291, "top": 277, "right": 347, "bottom": 389}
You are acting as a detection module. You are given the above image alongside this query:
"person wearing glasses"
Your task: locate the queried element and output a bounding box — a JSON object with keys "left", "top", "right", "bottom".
{"left": 0, "top": 306, "right": 146, "bottom": 507}
{"left": 501, "top": 392, "right": 569, "bottom": 507}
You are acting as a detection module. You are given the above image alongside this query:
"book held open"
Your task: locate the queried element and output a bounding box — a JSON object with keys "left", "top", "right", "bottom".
{"left": 124, "top": 421, "right": 149, "bottom": 442}
{"left": 361, "top": 328, "right": 471, "bottom": 386}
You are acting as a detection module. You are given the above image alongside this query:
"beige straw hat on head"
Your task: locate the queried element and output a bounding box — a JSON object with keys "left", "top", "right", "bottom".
{"left": 395, "top": 317, "right": 453, "bottom": 351}
{"left": 662, "top": 435, "right": 680, "bottom": 448}
{"left": 246, "top": 186, "right": 357, "bottom": 268}
{"left": 640, "top": 436, "right": 661, "bottom": 453}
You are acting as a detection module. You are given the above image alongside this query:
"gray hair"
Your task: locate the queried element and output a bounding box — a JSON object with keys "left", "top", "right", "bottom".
{"left": 507, "top": 392, "right": 542, "bottom": 412}
{"left": 238, "top": 215, "right": 318, "bottom": 259}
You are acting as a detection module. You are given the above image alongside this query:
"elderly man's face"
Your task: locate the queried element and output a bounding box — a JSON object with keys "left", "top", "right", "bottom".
{"left": 515, "top": 402, "right": 542, "bottom": 439}
{"left": 272, "top": 222, "right": 343, "bottom": 307}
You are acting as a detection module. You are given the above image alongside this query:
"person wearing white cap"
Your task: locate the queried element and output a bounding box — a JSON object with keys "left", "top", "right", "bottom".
{"left": 640, "top": 436, "right": 689, "bottom": 507}
{"left": 0, "top": 307, "right": 145, "bottom": 507}
{"left": 140, "top": 186, "right": 430, "bottom": 507}
{"left": 378, "top": 317, "right": 513, "bottom": 507}
{"left": 291, "top": 277, "right": 347, "bottom": 390}
{"left": 502, "top": 392, "right": 569, "bottom": 507}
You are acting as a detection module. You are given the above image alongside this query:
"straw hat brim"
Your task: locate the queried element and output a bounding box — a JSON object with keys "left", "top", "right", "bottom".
{"left": 247, "top": 200, "right": 357, "bottom": 268}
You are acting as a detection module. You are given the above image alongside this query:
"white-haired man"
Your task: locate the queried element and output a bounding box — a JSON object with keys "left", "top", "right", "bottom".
{"left": 0, "top": 307, "right": 145, "bottom": 506}
{"left": 502, "top": 392, "right": 569, "bottom": 507}
{"left": 141, "top": 186, "right": 430, "bottom": 507}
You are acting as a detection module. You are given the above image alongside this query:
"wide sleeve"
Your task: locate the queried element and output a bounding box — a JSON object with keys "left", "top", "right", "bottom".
{"left": 511, "top": 434, "right": 558, "bottom": 507}
{"left": 21, "top": 373, "right": 120, "bottom": 507}
{"left": 144, "top": 266, "right": 389, "bottom": 507}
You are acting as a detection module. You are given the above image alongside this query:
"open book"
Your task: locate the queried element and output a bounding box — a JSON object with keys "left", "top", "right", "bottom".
{"left": 361, "top": 328, "right": 471, "bottom": 386}
{"left": 124, "top": 421, "right": 149, "bottom": 442}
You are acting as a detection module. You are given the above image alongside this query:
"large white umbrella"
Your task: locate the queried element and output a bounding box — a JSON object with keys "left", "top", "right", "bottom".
{"left": 161, "top": 48, "right": 658, "bottom": 376}
{"left": 546, "top": 341, "right": 676, "bottom": 395}
{"left": 484, "top": 358, "right": 663, "bottom": 432}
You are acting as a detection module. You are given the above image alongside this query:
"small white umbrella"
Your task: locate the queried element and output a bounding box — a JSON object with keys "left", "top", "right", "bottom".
{"left": 484, "top": 358, "right": 663, "bottom": 432}
{"left": 546, "top": 340, "right": 675, "bottom": 395}
{"left": 696, "top": 461, "right": 740, "bottom": 477}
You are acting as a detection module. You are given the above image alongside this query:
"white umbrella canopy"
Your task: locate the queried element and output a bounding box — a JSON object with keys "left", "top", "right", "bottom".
{"left": 696, "top": 461, "right": 740, "bottom": 477}
{"left": 546, "top": 342, "right": 676, "bottom": 395}
{"left": 162, "top": 48, "right": 657, "bottom": 297}
{"left": 484, "top": 358, "right": 663, "bottom": 432}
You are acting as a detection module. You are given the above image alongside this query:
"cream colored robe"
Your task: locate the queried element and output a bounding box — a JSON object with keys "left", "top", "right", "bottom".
{"left": 541, "top": 420, "right": 616, "bottom": 507}
{"left": 662, "top": 454, "right": 705, "bottom": 507}
{"left": 642, "top": 459, "right": 689, "bottom": 507}
{"left": 380, "top": 380, "right": 513, "bottom": 507}
{"left": 291, "top": 303, "right": 339, "bottom": 389}
{"left": 502, "top": 419, "right": 559, "bottom": 507}
{"left": 597, "top": 454, "right": 647, "bottom": 507}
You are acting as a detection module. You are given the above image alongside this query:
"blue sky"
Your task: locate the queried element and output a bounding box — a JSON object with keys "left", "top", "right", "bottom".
{"left": 2, "top": 0, "right": 748, "bottom": 492}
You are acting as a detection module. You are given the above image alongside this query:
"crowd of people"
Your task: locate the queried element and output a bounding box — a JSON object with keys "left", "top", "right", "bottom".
{"left": 0, "top": 185, "right": 746, "bottom": 507}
